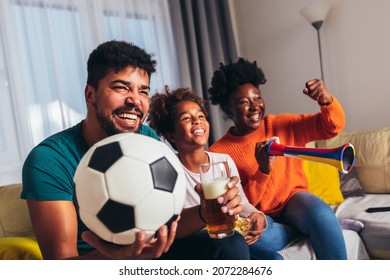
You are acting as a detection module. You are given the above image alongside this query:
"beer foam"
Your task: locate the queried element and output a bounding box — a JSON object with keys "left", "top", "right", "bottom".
{"left": 202, "top": 178, "right": 230, "bottom": 199}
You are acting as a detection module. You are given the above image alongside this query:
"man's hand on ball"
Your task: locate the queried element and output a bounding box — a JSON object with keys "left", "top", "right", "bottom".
{"left": 81, "top": 219, "right": 179, "bottom": 260}
{"left": 130, "top": 217, "right": 179, "bottom": 258}
{"left": 155, "top": 215, "right": 180, "bottom": 254}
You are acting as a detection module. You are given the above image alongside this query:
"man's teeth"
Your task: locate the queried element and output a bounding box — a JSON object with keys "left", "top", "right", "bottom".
{"left": 249, "top": 114, "right": 260, "bottom": 121}
{"left": 118, "top": 113, "right": 137, "bottom": 120}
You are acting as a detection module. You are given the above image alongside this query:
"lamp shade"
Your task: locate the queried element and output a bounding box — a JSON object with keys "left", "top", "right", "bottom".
{"left": 300, "top": 0, "right": 331, "bottom": 27}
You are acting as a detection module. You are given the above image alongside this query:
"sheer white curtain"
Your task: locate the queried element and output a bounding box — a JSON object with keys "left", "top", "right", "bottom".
{"left": 0, "top": 0, "right": 180, "bottom": 185}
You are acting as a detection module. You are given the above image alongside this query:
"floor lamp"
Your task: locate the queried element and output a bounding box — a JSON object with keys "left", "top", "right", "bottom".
{"left": 300, "top": 1, "right": 331, "bottom": 82}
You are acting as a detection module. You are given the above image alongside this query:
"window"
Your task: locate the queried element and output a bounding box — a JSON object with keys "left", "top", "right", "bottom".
{"left": 0, "top": 41, "right": 21, "bottom": 183}
{"left": 0, "top": 0, "right": 179, "bottom": 185}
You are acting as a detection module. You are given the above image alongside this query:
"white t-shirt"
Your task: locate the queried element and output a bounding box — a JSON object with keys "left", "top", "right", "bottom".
{"left": 182, "top": 151, "right": 260, "bottom": 218}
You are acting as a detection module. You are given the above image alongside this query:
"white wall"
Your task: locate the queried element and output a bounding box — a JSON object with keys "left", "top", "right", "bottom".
{"left": 230, "top": 0, "right": 390, "bottom": 132}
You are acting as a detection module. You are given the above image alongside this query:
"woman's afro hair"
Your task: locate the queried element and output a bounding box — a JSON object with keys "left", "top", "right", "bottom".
{"left": 208, "top": 57, "right": 266, "bottom": 115}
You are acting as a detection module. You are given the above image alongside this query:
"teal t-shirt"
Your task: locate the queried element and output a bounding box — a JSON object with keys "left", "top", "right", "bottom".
{"left": 21, "top": 121, "right": 160, "bottom": 255}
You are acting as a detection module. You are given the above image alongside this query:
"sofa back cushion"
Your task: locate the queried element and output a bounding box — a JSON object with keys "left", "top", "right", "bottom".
{"left": 301, "top": 141, "right": 344, "bottom": 205}
{"left": 316, "top": 127, "right": 390, "bottom": 194}
{"left": 303, "top": 160, "right": 344, "bottom": 205}
{"left": 0, "top": 184, "right": 35, "bottom": 238}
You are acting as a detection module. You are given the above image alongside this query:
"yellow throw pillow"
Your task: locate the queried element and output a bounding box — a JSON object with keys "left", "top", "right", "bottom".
{"left": 303, "top": 160, "right": 344, "bottom": 205}
{"left": 0, "top": 237, "right": 43, "bottom": 260}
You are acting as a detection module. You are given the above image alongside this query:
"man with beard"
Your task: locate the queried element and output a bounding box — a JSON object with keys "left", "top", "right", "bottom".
{"left": 21, "top": 41, "right": 249, "bottom": 260}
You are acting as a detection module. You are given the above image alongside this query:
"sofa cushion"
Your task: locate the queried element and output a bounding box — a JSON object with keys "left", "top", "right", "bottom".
{"left": 0, "top": 237, "right": 42, "bottom": 260}
{"left": 339, "top": 169, "right": 364, "bottom": 198}
{"left": 278, "top": 229, "right": 370, "bottom": 260}
{"left": 334, "top": 194, "right": 390, "bottom": 259}
{"left": 304, "top": 160, "right": 344, "bottom": 205}
{"left": 0, "top": 184, "right": 35, "bottom": 238}
{"left": 316, "top": 127, "right": 390, "bottom": 193}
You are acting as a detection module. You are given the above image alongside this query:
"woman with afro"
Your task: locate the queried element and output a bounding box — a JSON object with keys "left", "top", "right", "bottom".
{"left": 208, "top": 57, "right": 348, "bottom": 259}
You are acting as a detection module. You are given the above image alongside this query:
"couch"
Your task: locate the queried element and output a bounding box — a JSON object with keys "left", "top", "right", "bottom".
{"left": 0, "top": 183, "right": 42, "bottom": 259}
{"left": 278, "top": 126, "right": 390, "bottom": 259}
{"left": 1, "top": 126, "right": 389, "bottom": 260}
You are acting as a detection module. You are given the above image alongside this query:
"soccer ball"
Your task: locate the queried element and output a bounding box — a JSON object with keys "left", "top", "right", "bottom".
{"left": 74, "top": 133, "right": 186, "bottom": 245}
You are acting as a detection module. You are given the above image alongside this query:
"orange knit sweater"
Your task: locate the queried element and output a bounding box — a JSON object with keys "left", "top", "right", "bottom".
{"left": 209, "top": 97, "right": 345, "bottom": 217}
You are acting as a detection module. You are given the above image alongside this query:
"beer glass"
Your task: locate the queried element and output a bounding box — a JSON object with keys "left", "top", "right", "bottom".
{"left": 199, "top": 161, "right": 235, "bottom": 239}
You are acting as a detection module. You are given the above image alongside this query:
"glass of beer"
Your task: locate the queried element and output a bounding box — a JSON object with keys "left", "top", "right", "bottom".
{"left": 199, "top": 161, "right": 235, "bottom": 239}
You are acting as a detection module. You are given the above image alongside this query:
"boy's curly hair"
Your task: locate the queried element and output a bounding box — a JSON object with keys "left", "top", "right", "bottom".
{"left": 87, "top": 40, "right": 157, "bottom": 89}
{"left": 208, "top": 57, "right": 266, "bottom": 117}
{"left": 148, "top": 86, "right": 209, "bottom": 143}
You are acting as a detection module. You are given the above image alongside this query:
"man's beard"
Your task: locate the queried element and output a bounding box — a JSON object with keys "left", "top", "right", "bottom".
{"left": 95, "top": 105, "right": 142, "bottom": 136}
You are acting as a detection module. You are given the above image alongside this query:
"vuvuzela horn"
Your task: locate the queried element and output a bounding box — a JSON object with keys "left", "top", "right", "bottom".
{"left": 266, "top": 142, "right": 356, "bottom": 174}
